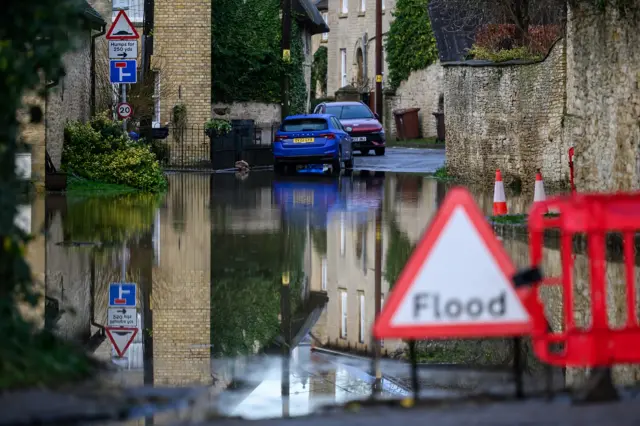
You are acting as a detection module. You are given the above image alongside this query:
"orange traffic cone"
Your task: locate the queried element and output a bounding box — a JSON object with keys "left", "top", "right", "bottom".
{"left": 493, "top": 169, "right": 508, "bottom": 215}
{"left": 533, "top": 170, "right": 546, "bottom": 204}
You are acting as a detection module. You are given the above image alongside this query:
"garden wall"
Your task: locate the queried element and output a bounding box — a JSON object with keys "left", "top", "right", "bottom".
{"left": 565, "top": 1, "right": 640, "bottom": 192}
{"left": 384, "top": 63, "right": 444, "bottom": 140}
{"left": 443, "top": 41, "right": 568, "bottom": 188}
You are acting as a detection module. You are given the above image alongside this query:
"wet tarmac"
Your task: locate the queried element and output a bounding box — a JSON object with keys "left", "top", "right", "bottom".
{"left": 353, "top": 147, "right": 445, "bottom": 173}
{"left": 17, "top": 162, "right": 639, "bottom": 423}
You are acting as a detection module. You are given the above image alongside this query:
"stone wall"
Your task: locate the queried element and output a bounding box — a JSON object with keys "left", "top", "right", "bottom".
{"left": 443, "top": 41, "right": 568, "bottom": 187}
{"left": 44, "top": 31, "right": 94, "bottom": 170}
{"left": 383, "top": 63, "right": 444, "bottom": 139}
{"left": 211, "top": 102, "right": 281, "bottom": 124}
{"left": 565, "top": 1, "right": 640, "bottom": 192}
{"left": 154, "top": 0, "right": 211, "bottom": 126}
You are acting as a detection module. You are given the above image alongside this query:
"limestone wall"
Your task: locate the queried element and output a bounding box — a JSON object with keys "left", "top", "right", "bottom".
{"left": 383, "top": 63, "right": 444, "bottom": 139}
{"left": 443, "top": 41, "right": 568, "bottom": 187}
{"left": 564, "top": 1, "right": 640, "bottom": 192}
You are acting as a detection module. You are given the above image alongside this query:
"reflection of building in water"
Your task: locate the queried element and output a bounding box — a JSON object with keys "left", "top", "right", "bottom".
{"left": 153, "top": 174, "right": 212, "bottom": 386}
{"left": 19, "top": 195, "right": 46, "bottom": 328}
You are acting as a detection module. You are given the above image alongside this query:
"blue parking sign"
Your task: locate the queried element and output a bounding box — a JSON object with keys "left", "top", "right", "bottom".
{"left": 109, "top": 59, "right": 137, "bottom": 84}
{"left": 109, "top": 283, "right": 137, "bottom": 307}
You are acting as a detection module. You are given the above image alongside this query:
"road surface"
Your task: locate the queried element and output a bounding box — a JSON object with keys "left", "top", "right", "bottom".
{"left": 354, "top": 147, "right": 445, "bottom": 173}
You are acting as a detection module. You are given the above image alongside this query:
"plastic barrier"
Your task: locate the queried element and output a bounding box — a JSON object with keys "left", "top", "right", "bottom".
{"left": 524, "top": 192, "right": 640, "bottom": 366}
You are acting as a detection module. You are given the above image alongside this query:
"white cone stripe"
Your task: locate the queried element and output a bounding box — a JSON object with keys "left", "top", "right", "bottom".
{"left": 534, "top": 180, "right": 546, "bottom": 202}
{"left": 493, "top": 181, "right": 506, "bottom": 202}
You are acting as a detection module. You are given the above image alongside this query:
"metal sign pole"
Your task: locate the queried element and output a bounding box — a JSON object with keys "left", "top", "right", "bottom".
{"left": 121, "top": 242, "right": 127, "bottom": 282}
{"left": 121, "top": 83, "right": 127, "bottom": 132}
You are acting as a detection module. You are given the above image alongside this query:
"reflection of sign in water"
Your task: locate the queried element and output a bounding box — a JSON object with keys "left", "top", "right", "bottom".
{"left": 109, "top": 283, "right": 137, "bottom": 307}
{"left": 374, "top": 188, "right": 531, "bottom": 340}
{"left": 108, "top": 307, "right": 137, "bottom": 327}
{"left": 106, "top": 327, "right": 138, "bottom": 357}
{"left": 293, "top": 190, "right": 314, "bottom": 206}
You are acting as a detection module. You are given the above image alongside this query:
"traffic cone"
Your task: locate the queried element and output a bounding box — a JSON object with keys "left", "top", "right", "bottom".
{"left": 493, "top": 169, "right": 508, "bottom": 215}
{"left": 533, "top": 170, "right": 546, "bottom": 204}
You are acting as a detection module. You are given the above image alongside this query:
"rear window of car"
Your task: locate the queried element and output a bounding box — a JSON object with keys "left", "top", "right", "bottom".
{"left": 325, "top": 104, "right": 374, "bottom": 119}
{"left": 282, "top": 118, "right": 328, "bottom": 132}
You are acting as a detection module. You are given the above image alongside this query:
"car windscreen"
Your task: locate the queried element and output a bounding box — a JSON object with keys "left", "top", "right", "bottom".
{"left": 282, "top": 118, "right": 329, "bottom": 132}
{"left": 325, "top": 104, "right": 374, "bottom": 119}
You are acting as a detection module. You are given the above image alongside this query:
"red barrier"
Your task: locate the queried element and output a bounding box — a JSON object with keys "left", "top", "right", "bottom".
{"left": 568, "top": 147, "right": 576, "bottom": 194}
{"left": 526, "top": 192, "right": 640, "bottom": 366}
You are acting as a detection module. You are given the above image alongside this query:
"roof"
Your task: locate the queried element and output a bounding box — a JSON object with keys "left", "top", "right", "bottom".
{"left": 313, "top": 0, "right": 328, "bottom": 11}
{"left": 295, "top": 0, "right": 330, "bottom": 35}
{"left": 82, "top": 1, "right": 106, "bottom": 29}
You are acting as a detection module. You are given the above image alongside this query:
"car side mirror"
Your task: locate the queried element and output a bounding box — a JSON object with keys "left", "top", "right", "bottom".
{"left": 345, "top": 127, "right": 353, "bottom": 132}
{"left": 374, "top": 113, "right": 380, "bottom": 120}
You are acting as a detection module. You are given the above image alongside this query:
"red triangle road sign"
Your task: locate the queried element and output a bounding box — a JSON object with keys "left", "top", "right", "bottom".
{"left": 106, "top": 10, "right": 140, "bottom": 40}
{"left": 373, "top": 187, "right": 532, "bottom": 340}
{"left": 106, "top": 327, "right": 138, "bottom": 357}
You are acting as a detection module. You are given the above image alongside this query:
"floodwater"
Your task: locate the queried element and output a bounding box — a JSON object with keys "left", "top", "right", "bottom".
{"left": 18, "top": 170, "right": 640, "bottom": 421}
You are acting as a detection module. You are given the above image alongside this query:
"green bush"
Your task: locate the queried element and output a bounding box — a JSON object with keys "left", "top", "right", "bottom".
{"left": 62, "top": 113, "right": 167, "bottom": 192}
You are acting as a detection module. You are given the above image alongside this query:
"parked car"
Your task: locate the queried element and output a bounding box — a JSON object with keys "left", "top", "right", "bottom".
{"left": 313, "top": 101, "right": 385, "bottom": 156}
{"left": 273, "top": 114, "right": 354, "bottom": 174}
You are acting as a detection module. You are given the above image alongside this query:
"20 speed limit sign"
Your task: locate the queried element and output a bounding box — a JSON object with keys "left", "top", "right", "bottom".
{"left": 117, "top": 102, "right": 133, "bottom": 119}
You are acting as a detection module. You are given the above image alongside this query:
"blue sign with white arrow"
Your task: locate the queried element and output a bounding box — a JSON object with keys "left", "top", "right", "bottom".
{"left": 109, "top": 283, "right": 137, "bottom": 307}
{"left": 109, "top": 59, "right": 137, "bottom": 84}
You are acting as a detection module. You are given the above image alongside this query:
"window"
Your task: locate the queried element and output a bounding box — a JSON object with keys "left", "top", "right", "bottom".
{"left": 282, "top": 118, "right": 328, "bottom": 132}
{"left": 340, "top": 290, "right": 348, "bottom": 338}
{"left": 340, "top": 49, "right": 347, "bottom": 87}
{"left": 331, "top": 116, "right": 344, "bottom": 131}
{"left": 358, "top": 292, "right": 365, "bottom": 343}
{"left": 321, "top": 257, "right": 327, "bottom": 291}
{"left": 340, "top": 212, "right": 346, "bottom": 256}
{"left": 341, "top": 0, "right": 348, "bottom": 14}
{"left": 382, "top": 0, "right": 385, "bottom": 10}
{"left": 325, "top": 103, "right": 374, "bottom": 119}
{"left": 361, "top": 0, "right": 366, "bottom": 12}
{"left": 322, "top": 13, "right": 329, "bottom": 41}
{"left": 112, "top": 0, "right": 143, "bottom": 24}
{"left": 152, "top": 71, "right": 160, "bottom": 128}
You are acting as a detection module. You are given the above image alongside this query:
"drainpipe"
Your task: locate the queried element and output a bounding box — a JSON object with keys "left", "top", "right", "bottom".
{"left": 91, "top": 25, "right": 107, "bottom": 117}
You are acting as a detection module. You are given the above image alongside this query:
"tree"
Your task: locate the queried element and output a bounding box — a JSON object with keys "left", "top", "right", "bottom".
{"left": 1, "top": 0, "right": 99, "bottom": 389}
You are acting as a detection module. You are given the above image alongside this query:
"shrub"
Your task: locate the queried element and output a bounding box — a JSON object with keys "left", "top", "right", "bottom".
{"left": 205, "top": 118, "right": 232, "bottom": 137}
{"left": 63, "top": 114, "right": 167, "bottom": 192}
{"left": 469, "top": 24, "right": 561, "bottom": 62}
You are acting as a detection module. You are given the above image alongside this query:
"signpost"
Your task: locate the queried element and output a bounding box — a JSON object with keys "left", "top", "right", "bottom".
{"left": 116, "top": 102, "right": 133, "bottom": 120}
{"left": 373, "top": 187, "right": 531, "bottom": 339}
{"left": 372, "top": 187, "right": 532, "bottom": 400}
{"left": 106, "top": 9, "right": 139, "bottom": 132}
{"left": 109, "top": 40, "right": 138, "bottom": 60}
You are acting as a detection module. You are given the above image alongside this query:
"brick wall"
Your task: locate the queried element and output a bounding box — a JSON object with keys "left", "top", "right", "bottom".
{"left": 326, "top": 0, "right": 396, "bottom": 96}
{"left": 154, "top": 0, "right": 211, "bottom": 126}
{"left": 383, "top": 63, "right": 444, "bottom": 139}
{"left": 443, "top": 41, "right": 568, "bottom": 187}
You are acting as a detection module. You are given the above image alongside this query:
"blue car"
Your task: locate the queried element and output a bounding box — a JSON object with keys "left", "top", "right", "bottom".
{"left": 273, "top": 114, "right": 354, "bottom": 173}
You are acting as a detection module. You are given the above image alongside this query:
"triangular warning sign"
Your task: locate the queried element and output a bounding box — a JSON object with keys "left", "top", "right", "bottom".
{"left": 106, "top": 327, "right": 138, "bottom": 357}
{"left": 373, "top": 187, "right": 531, "bottom": 340}
{"left": 106, "top": 10, "right": 140, "bottom": 40}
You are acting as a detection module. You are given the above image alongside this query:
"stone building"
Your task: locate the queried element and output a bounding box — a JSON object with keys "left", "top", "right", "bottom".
{"left": 18, "top": 1, "right": 107, "bottom": 190}
{"left": 311, "top": 0, "right": 329, "bottom": 97}
{"left": 325, "top": 0, "right": 396, "bottom": 98}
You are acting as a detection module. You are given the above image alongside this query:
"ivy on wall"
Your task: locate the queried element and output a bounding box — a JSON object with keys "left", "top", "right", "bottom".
{"left": 311, "top": 45, "right": 328, "bottom": 97}
{"left": 385, "top": 0, "right": 438, "bottom": 90}
{"left": 212, "top": 0, "right": 307, "bottom": 114}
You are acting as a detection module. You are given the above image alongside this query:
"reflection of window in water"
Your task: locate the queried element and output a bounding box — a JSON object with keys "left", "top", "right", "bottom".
{"left": 358, "top": 291, "right": 365, "bottom": 343}
{"left": 340, "top": 289, "right": 348, "bottom": 338}
{"left": 340, "top": 213, "right": 346, "bottom": 256}
{"left": 321, "top": 257, "right": 327, "bottom": 291}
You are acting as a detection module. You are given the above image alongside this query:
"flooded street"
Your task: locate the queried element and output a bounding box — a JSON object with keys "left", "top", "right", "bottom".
{"left": 18, "top": 168, "right": 640, "bottom": 422}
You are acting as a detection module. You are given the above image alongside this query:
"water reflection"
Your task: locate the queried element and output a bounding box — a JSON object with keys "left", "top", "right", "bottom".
{"left": 17, "top": 169, "right": 640, "bottom": 420}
